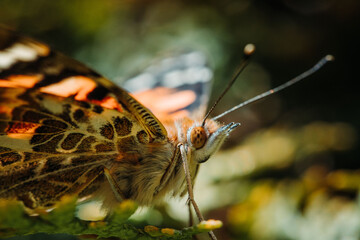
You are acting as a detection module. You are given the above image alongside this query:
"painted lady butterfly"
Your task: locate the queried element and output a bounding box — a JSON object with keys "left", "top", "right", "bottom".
{"left": 0, "top": 27, "right": 332, "bottom": 240}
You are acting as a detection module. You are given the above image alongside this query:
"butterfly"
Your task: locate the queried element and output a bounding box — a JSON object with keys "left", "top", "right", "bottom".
{"left": 0, "top": 27, "right": 238, "bottom": 240}
{"left": 0, "top": 27, "right": 333, "bottom": 240}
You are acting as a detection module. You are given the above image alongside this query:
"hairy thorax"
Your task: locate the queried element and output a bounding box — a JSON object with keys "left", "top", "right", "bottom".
{"left": 97, "top": 116, "right": 221, "bottom": 209}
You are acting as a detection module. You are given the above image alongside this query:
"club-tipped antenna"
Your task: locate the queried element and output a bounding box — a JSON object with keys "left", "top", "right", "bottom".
{"left": 212, "top": 54, "right": 334, "bottom": 121}
{"left": 201, "top": 43, "right": 256, "bottom": 126}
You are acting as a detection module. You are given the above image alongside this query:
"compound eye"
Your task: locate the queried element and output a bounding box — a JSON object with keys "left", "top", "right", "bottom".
{"left": 190, "top": 126, "right": 207, "bottom": 149}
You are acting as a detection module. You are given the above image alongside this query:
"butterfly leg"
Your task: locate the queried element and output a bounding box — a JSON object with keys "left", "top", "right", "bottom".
{"left": 104, "top": 168, "right": 126, "bottom": 202}
{"left": 179, "top": 144, "right": 217, "bottom": 240}
{"left": 188, "top": 201, "right": 200, "bottom": 240}
{"left": 188, "top": 200, "right": 194, "bottom": 226}
{"left": 154, "top": 146, "right": 181, "bottom": 195}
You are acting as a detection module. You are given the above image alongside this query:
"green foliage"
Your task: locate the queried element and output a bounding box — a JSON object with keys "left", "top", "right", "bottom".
{"left": 0, "top": 197, "right": 221, "bottom": 240}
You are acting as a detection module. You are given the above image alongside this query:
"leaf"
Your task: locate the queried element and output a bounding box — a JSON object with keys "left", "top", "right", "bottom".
{"left": 0, "top": 197, "right": 222, "bottom": 239}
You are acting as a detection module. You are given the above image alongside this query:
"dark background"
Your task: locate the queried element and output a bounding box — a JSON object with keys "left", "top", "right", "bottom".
{"left": 1, "top": 0, "right": 359, "bottom": 239}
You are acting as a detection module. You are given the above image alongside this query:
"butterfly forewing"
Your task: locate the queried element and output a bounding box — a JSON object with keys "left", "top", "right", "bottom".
{"left": 0, "top": 28, "right": 171, "bottom": 208}
{"left": 0, "top": 27, "right": 167, "bottom": 140}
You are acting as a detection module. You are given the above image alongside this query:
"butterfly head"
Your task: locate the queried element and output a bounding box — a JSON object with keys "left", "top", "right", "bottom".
{"left": 186, "top": 120, "right": 240, "bottom": 163}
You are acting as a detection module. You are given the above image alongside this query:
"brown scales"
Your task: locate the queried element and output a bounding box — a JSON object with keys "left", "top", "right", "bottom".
{"left": 0, "top": 87, "right": 160, "bottom": 208}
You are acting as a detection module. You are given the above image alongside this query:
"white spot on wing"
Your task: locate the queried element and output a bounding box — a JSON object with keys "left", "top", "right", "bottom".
{"left": 0, "top": 43, "right": 39, "bottom": 70}
{"left": 124, "top": 73, "right": 156, "bottom": 92}
{"left": 163, "top": 66, "right": 213, "bottom": 88}
{"left": 184, "top": 67, "right": 213, "bottom": 83}
{"left": 163, "top": 70, "right": 183, "bottom": 88}
{"left": 183, "top": 51, "right": 207, "bottom": 67}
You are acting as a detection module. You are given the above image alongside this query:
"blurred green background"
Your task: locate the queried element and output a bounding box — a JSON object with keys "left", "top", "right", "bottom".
{"left": 0, "top": 0, "right": 359, "bottom": 239}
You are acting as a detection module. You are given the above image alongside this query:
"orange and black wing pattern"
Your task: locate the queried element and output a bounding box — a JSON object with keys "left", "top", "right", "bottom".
{"left": 0, "top": 27, "right": 165, "bottom": 208}
{"left": 0, "top": 27, "right": 167, "bottom": 140}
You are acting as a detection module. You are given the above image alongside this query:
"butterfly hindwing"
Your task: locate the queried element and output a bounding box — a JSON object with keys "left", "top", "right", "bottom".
{"left": 125, "top": 51, "right": 213, "bottom": 122}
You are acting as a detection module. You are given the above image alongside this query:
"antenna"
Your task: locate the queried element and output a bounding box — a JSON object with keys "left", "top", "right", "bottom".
{"left": 201, "top": 43, "right": 256, "bottom": 126}
{"left": 212, "top": 54, "right": 334, "bottom": 121}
